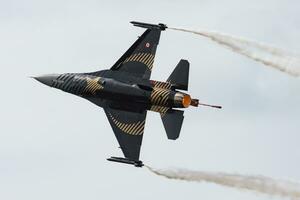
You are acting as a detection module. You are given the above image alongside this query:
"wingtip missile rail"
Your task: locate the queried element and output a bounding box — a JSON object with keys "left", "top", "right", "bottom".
{"left": 107, "top": 156, "right": 144, "bottom": 167}
{"left": 130, "top": 21, "right": 168, "bottom": 30}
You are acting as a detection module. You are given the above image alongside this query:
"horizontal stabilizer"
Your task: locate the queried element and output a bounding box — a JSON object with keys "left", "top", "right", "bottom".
{"left": 161, "top": 110, "right": 184, "bottom": 140}
{"left": 167, "top": 59, "right": 189, "bottom": 91}
{"left": 130, "top": 21, "right": 168, "bottom": 30}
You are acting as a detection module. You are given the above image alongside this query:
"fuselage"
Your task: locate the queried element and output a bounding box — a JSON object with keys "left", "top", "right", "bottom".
{"left": 34, "top": 70, "right": 198, "bottom": 114}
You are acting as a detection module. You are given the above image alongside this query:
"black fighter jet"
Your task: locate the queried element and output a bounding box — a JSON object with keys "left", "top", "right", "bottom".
{"left": 34, "top": 21, "right": 221, "bottom": 167}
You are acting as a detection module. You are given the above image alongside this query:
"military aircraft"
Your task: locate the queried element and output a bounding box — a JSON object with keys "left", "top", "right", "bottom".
{"left": 34, "top": 21, "right": 221, "bottom": 167}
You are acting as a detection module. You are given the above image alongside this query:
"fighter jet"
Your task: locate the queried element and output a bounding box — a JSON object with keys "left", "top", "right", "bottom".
{"left": 34, "top": 21, "right": 221, "bottom": 167}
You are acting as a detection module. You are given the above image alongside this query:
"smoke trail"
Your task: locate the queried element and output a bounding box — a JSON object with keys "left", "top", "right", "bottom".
{"left": 145, "top": 165, "right": 300, "bottom": 199}
{"left": 170, "top": 27, "right": 300, "bottom": 77}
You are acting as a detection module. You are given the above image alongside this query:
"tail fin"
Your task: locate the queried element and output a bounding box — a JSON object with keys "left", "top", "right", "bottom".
{"left": 167, "top": 59, "right": 189, "bottom": 91}
{"left": 161, "top": 110, "right": 184, "bottom": 140}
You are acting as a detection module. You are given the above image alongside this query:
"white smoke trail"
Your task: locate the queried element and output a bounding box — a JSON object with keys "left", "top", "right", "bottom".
{"left": 145, "top": 165, "right": 300, "bottom": 199}
{"left": 170, "top": 27, "right": 300, "bottom": 77}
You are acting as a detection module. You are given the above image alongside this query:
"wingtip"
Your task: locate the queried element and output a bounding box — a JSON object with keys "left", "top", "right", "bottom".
{"left": 130, "top": 21, "right": 167, "bottom": 30}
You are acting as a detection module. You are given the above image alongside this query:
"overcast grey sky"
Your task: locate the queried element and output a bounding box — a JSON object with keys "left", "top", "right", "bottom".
{"left": 0, "top": 0, "right": 299, "bottom": 200}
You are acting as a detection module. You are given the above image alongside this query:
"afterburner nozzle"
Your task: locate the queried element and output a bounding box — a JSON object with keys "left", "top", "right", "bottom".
{"left": 182, "top": 94, "right": 191, "bottom": 108}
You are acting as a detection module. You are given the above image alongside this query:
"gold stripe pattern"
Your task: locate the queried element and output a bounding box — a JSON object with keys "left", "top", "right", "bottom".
{"left": 153, "top": 81, "right": 172, "bottom": 89}
{"left": 150, "top": 88, "right": 170, "bottom": 106}
{"left": 108, "top": 113, "right": 145, "bottom": 136}
{"left": 123, "top": 53, "right": 154, "bottom": 71}
{"left": 84, "top": 77, "right": 103, "bottom": 94}
{"left": 150, "top": 105, "right": 169, "bottom": 115}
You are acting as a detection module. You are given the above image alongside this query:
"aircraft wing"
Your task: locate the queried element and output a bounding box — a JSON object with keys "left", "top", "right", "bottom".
{"left": 110, "top": 22, "right": 166, "bottom": 80}
{"left": 104, "top": 107, "right": 147, "bottom": 161}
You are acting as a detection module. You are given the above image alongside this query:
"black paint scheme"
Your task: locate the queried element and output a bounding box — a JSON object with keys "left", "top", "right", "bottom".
{"left": 34, "top": 22, "right": 198, "bottom": 167}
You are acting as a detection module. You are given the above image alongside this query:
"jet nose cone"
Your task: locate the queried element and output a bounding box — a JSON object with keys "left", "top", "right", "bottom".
{"left": 33, "top": 74, "right": 60, "bottom": 87}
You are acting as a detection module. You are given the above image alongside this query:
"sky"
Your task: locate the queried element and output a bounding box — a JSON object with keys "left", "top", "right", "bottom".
{"left": 0, "top": 0, "right": 299, "bottom": 200}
